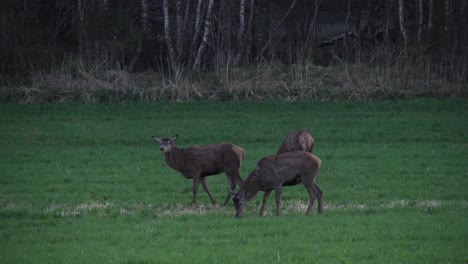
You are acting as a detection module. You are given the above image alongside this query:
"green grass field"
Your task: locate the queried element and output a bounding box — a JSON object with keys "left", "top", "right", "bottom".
{"left": 0, "top": 99, "right": 467, "bottom": 263}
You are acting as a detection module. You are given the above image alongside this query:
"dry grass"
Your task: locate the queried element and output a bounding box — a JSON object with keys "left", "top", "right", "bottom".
{"left": 2, "top": 199, "right": 463, "bottom": 218}
{"left": 1, "top": 57, "right": 465, "bottom": 103}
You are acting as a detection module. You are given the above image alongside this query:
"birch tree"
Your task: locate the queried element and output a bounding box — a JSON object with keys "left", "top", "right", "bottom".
{"left": 176, "top": 0, "right": 183, "bottom": 62}
{"left": 234, "top": 0, "right": 246, "bottom": 64}
{"left": 192, "top": 0, "right": 214, "bottom": 70}
{"left": 163, "top": 0, "right": 177, "bottom": 72}
{"left": 192, "top": 0, "right": 204, "bottom": 55}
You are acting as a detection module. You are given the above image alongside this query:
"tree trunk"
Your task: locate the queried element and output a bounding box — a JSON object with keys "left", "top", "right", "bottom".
{"left": 163, "top": 0, "right": 177, "bottom": 72}
{"left": 192, "top": 0, "right": 214, "bottom": 71}
{"left": 427, "top": 0, "right": 433, "bottom": 40}
{"left": 385, "top": 0, "right": 392, "bottom": 45}
{"left": 77, "top": 0, "right": 85, "bottom": 64}
{"left": 184, "top": 0, "right": 192, "bottom": 34}
{"left": 418, "top": 0, "right": 423, "bottom": 44}
{"left": 460, "top": 0, "right": 467, "bottom": 51}
{"left": 176, "top": 0, "right": 183, "bottom": 62}
{"left": 129, "top": 0, "right": 147, "bottom": 72}
{"left": 192, "top": 0, "right": 203, "bottom": 48}
{"left": 234, "top": 0, "right": 246, "bottom": 64}
{"left": 245, "top": 0, "right": 255, "bottom": 61}
{"left": 398, "top": 0, "right": 407, "bottom": 55}
{"left": 444, "top": 0, "right": 451, "bottom": 32}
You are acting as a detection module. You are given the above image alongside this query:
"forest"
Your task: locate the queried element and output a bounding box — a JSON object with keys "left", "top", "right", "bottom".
{"left": 1, "top": 0, "right": 467, "bottom": 102}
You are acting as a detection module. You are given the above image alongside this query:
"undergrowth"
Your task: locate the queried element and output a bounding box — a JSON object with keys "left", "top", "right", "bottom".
{"left": 1, "top": 59, "right": 466, "bottom": 103}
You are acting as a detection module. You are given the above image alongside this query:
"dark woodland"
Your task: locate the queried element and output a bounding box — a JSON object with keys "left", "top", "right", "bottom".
{"left": 1, "top": 0, "right": 466, "bottom": 102}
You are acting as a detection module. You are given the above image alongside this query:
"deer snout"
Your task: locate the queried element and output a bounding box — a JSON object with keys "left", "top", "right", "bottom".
{"left": 233, "top": 197, "right": 245, "bottom": 218}
{"left": 235, "top": 209, "right": 244, "bottom": 218}
{"left": 159, "top": 145, "right": 171, "bottom": 153}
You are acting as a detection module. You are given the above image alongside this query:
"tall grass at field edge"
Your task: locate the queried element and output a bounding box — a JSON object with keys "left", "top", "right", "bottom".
{"left": 1, "top": 60, "right": 465, "bottom": 103}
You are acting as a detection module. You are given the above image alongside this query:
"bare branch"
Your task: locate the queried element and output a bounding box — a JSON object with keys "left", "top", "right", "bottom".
{"left": 258, "top": 0, "right": 298, "bottom": 59}
{"left": 301, "top": 0, "right": 322, "bottom": 57}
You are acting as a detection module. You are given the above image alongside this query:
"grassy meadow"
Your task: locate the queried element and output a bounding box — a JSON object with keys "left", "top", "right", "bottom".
{"left": 0, "top": 98, "right": 467, "bottom": 263}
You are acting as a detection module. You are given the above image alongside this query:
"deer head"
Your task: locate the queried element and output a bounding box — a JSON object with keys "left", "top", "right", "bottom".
{"left": 152, "top": 134, "right": 178, "bottom": 153}
{"left": 232, "top": 189, "right": 257, "bottom": 218}
{"left": 232, "top": 192, "right": 245, "bottom": 218}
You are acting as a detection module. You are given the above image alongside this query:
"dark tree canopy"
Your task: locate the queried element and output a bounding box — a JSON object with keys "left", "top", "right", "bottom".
{"left": 0, "top": 0, "right": 466, "bottom": 101}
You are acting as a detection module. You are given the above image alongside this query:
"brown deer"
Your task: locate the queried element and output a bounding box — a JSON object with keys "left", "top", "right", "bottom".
{"left": 231, "top": 151, "right": 322, "bottom": 217}
{"left": 277, "top": 130, "right": 315, "bottom": 154}
{"left": 152, "top": 134, "right": 245, "bottom": 206}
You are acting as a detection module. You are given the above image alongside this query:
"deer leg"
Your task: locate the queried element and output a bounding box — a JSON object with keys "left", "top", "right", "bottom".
{"left": 274, "top": 186, "right": 283, "bottom": 216}
{"left": 200, "top": 177, "right": 217, "bottom": 205}
{"left": 304, "top": 183, "right": 316, "bottom": 215}
{"left": 224, "top": 166, "right": 244, "bottom": 186}
{"left": 314, "top": 183, "right": 323, "bottom": 214}
{"left": 192, "top": 177, "right": 200, "bottom": 205}
{"left": 223, "top": 177, "right": 237, "bottom": 207}
{"left": 259, "top": 190, "right": 272, "bottom": 217}
{"left": 223, "top": 167, "right": 243, "bottom": 206}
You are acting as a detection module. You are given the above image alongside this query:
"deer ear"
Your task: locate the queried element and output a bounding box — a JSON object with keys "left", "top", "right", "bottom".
{"left": 171, "top": 134, "right": 178, "bottom": 141}
{"left": 152, "top": 136, "right": 161, "bottom": 143}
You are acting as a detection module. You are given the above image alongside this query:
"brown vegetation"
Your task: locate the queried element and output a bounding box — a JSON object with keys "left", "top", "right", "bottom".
{"left": 3, "top": 58, "right": 464, "bottom": 103}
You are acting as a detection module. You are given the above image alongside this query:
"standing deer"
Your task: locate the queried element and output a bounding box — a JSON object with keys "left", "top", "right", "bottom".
{"left": 232, "top": 151, "right": 322, "bottom": 217}
{"left": 152, "top": 134, "right": 245, "bottom": 206}
{"left": 277, "top": 130, "right": 315, "bottom": 154}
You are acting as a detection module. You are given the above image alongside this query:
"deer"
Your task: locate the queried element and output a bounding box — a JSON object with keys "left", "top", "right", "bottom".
{"left": 152, "top": 134, "right": 245, "bottom": 206}
{"left": 231, "top": 151, "right": 322, "bottom": 218}
{"left": 277, "top": 129, "right": 315, "bottom": 154}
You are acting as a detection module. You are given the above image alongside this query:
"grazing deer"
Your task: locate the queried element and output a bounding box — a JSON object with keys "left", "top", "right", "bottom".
{"left": 232, "top": 151, "right": 322, "bottom": 217}
{"left": 277, "top": 130, "right": 315, "bottom": 154}
{"left": 153, "top": 134, "right": 245, "bottom": 206}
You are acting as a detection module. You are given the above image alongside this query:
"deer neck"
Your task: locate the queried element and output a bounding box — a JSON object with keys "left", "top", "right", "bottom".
{"left": 244, "top": 188, "right": 259, "bottom": 202}
{"left": 240, "top": 177, "right": 260, "bottom": 202}
{"left": 164, "top": 146, "right": 186, "bottom": 170}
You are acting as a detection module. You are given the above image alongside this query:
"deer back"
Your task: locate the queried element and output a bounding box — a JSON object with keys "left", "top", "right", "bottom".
{"left": 168, "top": 143, "right": 244, "bottom": 176}
{"left": 245, "top": 151, "right": 319, "bottom": 190}
{"left": 277, "top": 130, "right": 315, "bottom": 154}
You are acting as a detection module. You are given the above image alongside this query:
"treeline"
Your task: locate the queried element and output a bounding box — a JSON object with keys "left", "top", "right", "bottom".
{"left": 0, "top": 0, "right": 466, "bottom": 102}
